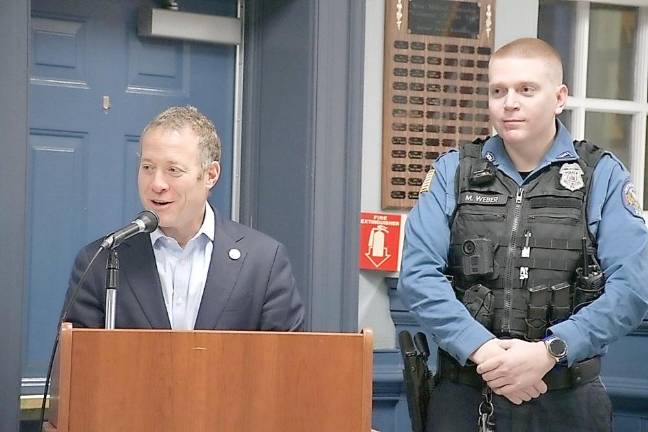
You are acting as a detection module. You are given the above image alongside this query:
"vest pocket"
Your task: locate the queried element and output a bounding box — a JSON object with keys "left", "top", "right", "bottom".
{"left": 462, "top": 284, "right": 494, "bottom": 328}
{"left": 459, "top": 211, "right": 506, "bottom": 221}
{"left": 528, "top": 214, "right": 579, "bottom": 225}
{"left": 549, "top": 282, "right": 572, "bottom": 324}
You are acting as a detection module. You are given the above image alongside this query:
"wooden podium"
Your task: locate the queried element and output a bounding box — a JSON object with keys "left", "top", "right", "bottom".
{"left": 44, "top": 323, "right": 373, "bottom": 432}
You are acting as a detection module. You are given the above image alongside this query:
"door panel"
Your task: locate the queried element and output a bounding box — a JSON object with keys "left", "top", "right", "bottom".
{"left": 24, "top": 131, "right": 88, "bottom": 379}
{"left": 24, "top": 0, "right": 237, "bottom": 391}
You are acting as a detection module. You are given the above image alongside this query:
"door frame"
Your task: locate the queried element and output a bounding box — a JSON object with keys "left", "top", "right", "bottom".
{"left": 0, "top": 1, "right": 29, "bottom": 430}
{"left": 240, "top": 0, "right": 365, "bottom": 332}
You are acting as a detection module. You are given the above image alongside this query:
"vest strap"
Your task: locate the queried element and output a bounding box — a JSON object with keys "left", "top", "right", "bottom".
{"left": 529, "top": 196, "right": 582, "bottom": 209}
{"left": 530, "top": 238, "right": 582, "bottom": 251}
{"left": 516, "top": 256, "right": 573, "bottom": 271}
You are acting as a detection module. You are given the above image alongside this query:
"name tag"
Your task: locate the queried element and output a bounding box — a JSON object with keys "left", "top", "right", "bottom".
{"left": 460, "top": 192, "right": 507, "bottom": 205}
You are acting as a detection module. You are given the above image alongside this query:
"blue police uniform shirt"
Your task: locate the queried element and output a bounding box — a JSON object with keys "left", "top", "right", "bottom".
{"left": 398, "top": 120, "right": 648, "bottom": 366}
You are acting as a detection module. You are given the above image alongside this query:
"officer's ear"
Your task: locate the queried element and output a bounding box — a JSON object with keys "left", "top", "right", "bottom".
{"left": 554, "top": 84, "right": 568, "bottom": 115}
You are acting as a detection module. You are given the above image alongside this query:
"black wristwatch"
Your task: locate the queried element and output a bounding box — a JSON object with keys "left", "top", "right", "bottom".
{"left": 543, "top": 336, "right": 568, "bottom": 363}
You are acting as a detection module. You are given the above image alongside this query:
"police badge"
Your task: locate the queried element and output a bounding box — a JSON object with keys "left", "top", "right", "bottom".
{"left": 559, "top": 163, "right": 584, "bottom": 191}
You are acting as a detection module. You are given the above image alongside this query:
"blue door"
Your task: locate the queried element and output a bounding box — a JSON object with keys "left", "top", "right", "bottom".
{"left": 24, "top": 0, "right": 238, "bottom": 392}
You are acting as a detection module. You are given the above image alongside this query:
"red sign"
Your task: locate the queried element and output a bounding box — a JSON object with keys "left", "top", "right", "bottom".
{"left": 359, "top": 212, "right": 403, "bottom": 272}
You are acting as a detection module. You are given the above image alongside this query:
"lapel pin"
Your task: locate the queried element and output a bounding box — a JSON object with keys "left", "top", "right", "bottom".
{"left": 228, "top": 248, "right": 241, "bottom": 260}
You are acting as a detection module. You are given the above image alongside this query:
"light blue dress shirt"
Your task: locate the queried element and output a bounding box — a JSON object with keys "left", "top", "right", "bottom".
{"left": 398, "top": 120, "right": 648, "bottom": 366}
{"left": 150, "top": 203, "right": 214, "bottom": 330}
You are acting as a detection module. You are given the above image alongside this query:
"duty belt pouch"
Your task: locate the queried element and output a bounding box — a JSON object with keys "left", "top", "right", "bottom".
{"left": 526, "top": 284, "right": 549, "bottom": 341}
{"left": 574, "top": 265, "right": 605, "bottom": 313}
{"left": 550, "top": 282, "right": 571, "bottom": 324}
{"left": 462, "top": 284, "right": 494, "bottom": 328}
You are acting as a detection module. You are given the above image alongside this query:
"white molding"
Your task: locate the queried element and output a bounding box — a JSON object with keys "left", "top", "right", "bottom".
{"left": 631, "top": 8, "right": 648, "bottom": 202}
{"left": 635, "top": 8, "right": 648, "bottom": 105}
{"left": 569, "top": 2, "right": 590, "bottom": 139}
{"left": 631, "top": 115, "right": 647, "bottom": 200}
{"left": 230, "top": 0, "right": 245, "bottom": 222}
{"left": 571, "top": 2, "right": 589, "bottom": 99}
{"left": 567, "top": 97, "right": 648, "bottom": 114}
{"left": 565, "top": 0, "right": 648, "bottom": 6}
{"left": 20, "top": 377, "right": 45, "bottom": 388}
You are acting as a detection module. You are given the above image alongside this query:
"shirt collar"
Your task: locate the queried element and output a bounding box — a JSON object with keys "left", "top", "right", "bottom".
{"left": 481, "top": 119, "right": 577, "bottom": 181}
{"left": 150, "top": 202, "right": 215, "bottom": 248}
{"left": 540, "top": 119, "right": 578, "bottom": 164}
{"left": 200, "top": 202, "right": 215, "bottom": 242}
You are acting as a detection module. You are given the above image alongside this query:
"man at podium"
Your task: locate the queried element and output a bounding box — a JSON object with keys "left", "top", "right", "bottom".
{"left": 63, "top": 105, "right": 304, "bottom": 331}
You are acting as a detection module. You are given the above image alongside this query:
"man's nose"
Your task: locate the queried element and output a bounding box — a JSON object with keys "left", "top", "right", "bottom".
{"left": 151, "top": 170, "right": 169, "bottom": 192}
{"left": 503, "top": 90, "right": 519, "bottom": 110}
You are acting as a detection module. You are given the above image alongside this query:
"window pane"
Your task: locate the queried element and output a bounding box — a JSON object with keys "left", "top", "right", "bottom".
{"left": 587, "top": 4, "right": 638, "bottom": 100}
{"left": 538, "top": 0, "right": 576, "bottom": 92}
{"left": 584, "top": 112, "right": 632, "bottom": 167}
{"left": 558, "top": 110, "right": 571, "bottom": 132}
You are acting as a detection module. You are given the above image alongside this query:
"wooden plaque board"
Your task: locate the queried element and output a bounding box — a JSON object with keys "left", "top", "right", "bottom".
{"left": 381, "top": 0, "right": 496, "bottom": 209}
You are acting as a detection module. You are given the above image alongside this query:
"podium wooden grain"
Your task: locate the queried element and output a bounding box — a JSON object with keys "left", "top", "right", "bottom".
{"left": 44, "top": 323, "right": 373, "bottom": 432}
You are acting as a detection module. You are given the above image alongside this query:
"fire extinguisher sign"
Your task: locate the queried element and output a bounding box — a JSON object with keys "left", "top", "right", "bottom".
{"left": 359, "top": 212, "right": 403, "bottom": 272}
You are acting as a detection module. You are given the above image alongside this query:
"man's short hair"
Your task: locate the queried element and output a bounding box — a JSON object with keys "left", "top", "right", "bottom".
{"left": 491, "top": 38, "right": 564, "bottom": 84}
{"left": 141, "top": 105, "right": 221, "bottom": 169}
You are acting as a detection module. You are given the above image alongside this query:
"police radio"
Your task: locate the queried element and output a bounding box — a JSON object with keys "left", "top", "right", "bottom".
{"left": 573, "top": 237, "right": 605, "bottom": 313}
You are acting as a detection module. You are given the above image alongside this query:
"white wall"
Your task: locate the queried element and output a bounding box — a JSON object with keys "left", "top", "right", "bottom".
{"left": 359, "top": 0, "right": 399, "bottom": 349}
{"left": 358, "top": 0, "right": 539, "bottom": 349}
{"left": 494, "top": 0, "right": 539, "bottom": 47}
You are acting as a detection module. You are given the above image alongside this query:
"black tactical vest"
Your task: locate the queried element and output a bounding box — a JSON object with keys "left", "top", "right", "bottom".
{"left": 448, "top": 139, "right": 604, "bottom": 340}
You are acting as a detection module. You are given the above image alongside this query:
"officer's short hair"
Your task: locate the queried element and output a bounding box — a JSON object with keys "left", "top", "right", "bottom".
{"left": 141, "top": 105, "right": 221, "bottom": 170}
{"left": 491, "top": 38, "right": 563, "bottom": 84}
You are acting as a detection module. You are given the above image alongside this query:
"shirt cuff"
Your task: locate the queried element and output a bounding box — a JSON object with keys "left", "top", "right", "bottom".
{"left": 547, "top": 320, "right": 588, "bottom": 366}
{"left": 450, "top": 322, "right": 496, "bottom": 366}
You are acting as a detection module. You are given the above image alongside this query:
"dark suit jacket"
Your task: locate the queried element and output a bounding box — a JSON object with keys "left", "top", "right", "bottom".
{"left": 64, "top": 208, "right": 304, "bottom": 331}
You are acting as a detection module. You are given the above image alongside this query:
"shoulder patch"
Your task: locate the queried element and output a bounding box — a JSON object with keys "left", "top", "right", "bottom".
{"left": 622, "top": 180, "right": 644, "bottom": 219}
{"left": 420, "top": 167, "right": 435, "bottom": 194}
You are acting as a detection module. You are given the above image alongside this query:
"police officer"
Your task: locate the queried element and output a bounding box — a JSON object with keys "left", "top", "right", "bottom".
{"left": 398, "top": 38, "right": 648, "bottom": 432}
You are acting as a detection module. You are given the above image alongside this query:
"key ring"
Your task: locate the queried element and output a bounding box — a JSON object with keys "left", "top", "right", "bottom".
{"left": 479, "top": 386, "right": 494, "bottom": 416}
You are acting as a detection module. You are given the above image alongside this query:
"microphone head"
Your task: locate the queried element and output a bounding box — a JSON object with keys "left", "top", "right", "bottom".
{"left": 136, "top": 210, "right": 159, "bottom": 233}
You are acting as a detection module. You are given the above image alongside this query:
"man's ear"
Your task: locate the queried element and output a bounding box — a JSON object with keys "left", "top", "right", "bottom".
{"left": 554, "top": 84, "right": 568, "bottom": 115}
{"left": 205, "top": 161, "right": 220, "bottom": 190}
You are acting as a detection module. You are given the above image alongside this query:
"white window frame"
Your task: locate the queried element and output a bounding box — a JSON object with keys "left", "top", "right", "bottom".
{"left": 560, "top": 0, "right": 648, "bottom": 217}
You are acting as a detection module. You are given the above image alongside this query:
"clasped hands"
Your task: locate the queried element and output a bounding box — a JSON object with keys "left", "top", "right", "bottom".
{"left": 470, "top": 338, "right": 557, "bottom": 405}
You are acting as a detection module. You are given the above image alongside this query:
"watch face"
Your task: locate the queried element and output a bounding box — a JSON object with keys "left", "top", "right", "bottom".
{"left": 549, "top": 338, "right": 567, "bottom": 357}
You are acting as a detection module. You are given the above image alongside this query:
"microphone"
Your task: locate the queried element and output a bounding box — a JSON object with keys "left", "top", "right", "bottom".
{"left": 101, "top": 210, "right": 159, "bottom": 249}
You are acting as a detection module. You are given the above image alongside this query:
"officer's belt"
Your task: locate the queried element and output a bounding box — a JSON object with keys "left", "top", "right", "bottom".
{"left": 437, "top": 350, "right": 600, "bottom": 391}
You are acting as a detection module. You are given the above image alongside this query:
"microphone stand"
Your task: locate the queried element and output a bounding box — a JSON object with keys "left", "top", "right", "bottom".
{"left": 104, "top": 248, "right": 119, "bottom": 329}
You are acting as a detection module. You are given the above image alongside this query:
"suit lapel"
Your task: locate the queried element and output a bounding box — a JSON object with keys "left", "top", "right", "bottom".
{"left": 194, "top": 209, "right": 246, "bottom": 329}
{"left": 120, "top": 234, "right": 171, "bottom": 329}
